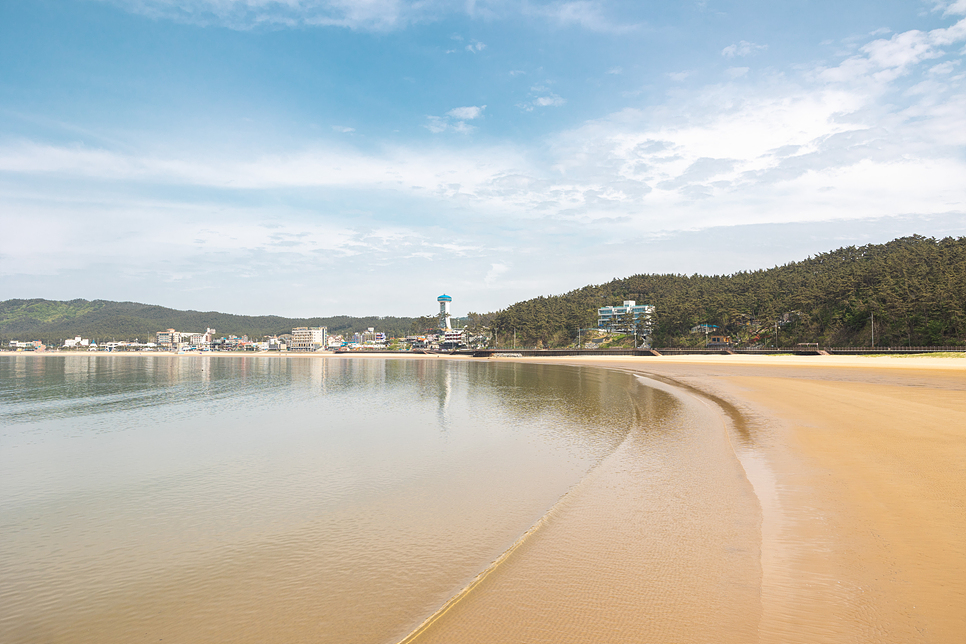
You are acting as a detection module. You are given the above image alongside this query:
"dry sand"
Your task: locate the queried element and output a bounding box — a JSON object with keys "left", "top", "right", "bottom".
{"left": 402, "top": 354, "right": 966, "bottom": 644}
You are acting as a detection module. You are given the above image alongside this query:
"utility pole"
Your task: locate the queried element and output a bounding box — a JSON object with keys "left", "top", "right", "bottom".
{"left": 577, "top": 327, "right": 581, "bottom": 349}
{"left": 775, "top": 320, "right": 779, "bottom": 348}
{"left": 871, "top": 311, "right": 875, "bottom": 348}
{"left": 513, "top": 329, "right": 516, "bottom": 349}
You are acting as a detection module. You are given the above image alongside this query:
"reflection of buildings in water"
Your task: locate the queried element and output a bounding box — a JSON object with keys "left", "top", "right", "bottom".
{"left": 310, "top": 357, "right": 327, "bottom": 392}
{"left": 13, "top": 355, "right": 27, "bottom": 379}
{"left": 200, "top": 356, "right": 212, "bottom": 385}
{"left": 348, "top": 357, "right": 387, "bottom": 387}
{"left": 436, "top": 362, "right": 453, "bottom": 431}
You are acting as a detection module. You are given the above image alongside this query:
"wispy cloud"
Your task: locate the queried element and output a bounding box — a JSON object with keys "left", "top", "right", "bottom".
{"left": 524, "top": 1, "right": 641, "bottom": 33}
{"left": 931, "top": 0, "right": 966, "bottom": 17}
{"left": 107, "top": 0, "right": 434, "bottom": 31}
{"left": 465, "top": 40, "right": 486, "bottom": 53}
{"left": 446, "top": 105, "right": 486, "bottom": 120}
{"left": 424, "top": 105, "right": 486, "bottom": 132}
{"left": 105, "top": 0, "right": 645, "bottom": 33}
{"left": 722, "top": 40, "right": 768, "bottom": 58}
{"left": 519, "top": 84, "right": 566, "bottom": 111}
{"left": 332, "top": 125, "right": 355, "bottom": 133}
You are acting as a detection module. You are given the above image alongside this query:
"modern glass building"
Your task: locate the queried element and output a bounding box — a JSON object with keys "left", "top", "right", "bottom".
{"left": 597, "top": 300, "right": 655, "bottom": 332}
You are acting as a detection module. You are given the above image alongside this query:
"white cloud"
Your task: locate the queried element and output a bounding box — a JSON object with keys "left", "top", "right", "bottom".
{"left": 667, "top": 70, "right": 693, "bottom": 82}
{"left": 484, "top": 262, "right": 509, "bottom": 286}
{"left": 466, "top": 40, "right": 486, "bottom": 52}
{"left": 724, "top": 66, "right": 749, "bottom": 78}
{"left": 332, "top": 125, "right": 355, "bottom": 133}
{"left": 4, "top": 18, "right": 965, "bottom": 253}
{"left": 929, "top": 59, "right": 961, "bottom": 73}
{"left": 818, "top": 17, "right": 966, "bottom": 83}
{"left": 721, "top": 40, "right": 768, "bottom": 58}
{"left": 932, "top": 0, "right": 966, "bottom": 17}
{"left": 520, "top": 84, "right": 566, "bottom": 110}
{"left": 447, "top": 105, "right": 486, "bottom": 120}
{"left": 525, "top": 1, "right": 640, "bottom": 33}
{"left": 425, "top": 106, "right": 486, "bottom": 132}
{"left": 607, "top": 66, "right": 623, "bottom": 75}
{"left": 534, "top": 94, "right": 566, "bottom": 107}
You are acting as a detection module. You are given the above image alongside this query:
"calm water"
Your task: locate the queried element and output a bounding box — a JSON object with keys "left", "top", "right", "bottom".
{"left": 0, "top": 355, "right": 648, "bottom": 643}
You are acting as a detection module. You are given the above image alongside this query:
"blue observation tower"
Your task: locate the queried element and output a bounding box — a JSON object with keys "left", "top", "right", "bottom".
{"left": 437, "top": 294, "right": 452, "bottom": 329}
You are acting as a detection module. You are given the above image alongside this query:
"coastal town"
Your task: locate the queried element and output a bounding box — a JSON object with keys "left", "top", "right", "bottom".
{"left": 5, "top": 295, "right": 656, "bottom": 354}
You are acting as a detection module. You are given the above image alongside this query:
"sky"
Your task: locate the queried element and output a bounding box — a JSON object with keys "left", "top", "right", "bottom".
{"left": 1, "top": 0, "right": 964, "bottom": 318}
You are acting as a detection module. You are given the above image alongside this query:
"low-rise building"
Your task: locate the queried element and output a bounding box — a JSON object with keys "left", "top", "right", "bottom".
{"left": 8, "top": 340, "right": 45, "bottom": 351}
{"left": 441, "top": 329, "right": 466, "bottom": 350}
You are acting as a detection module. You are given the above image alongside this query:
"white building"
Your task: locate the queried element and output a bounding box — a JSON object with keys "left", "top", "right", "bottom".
{"left": 156, "top": 329, "right": 183, "bottom": 348}
{"left": 441, "top": 328, "right": 466, "bottom": 349}
{"left": 189, "top": 328, "right": 216, "bottom": 348}
{"left": 597, "top": 300, "right": 655, "bottom": 335}
{"left": 156, "top": 328, "right": 215, "bottom": 349}
{"left": 290, "top": 326, "right": 327, "bottom": 351}
{"left": 63, "top": 336, "right": 91, "bottom": 348}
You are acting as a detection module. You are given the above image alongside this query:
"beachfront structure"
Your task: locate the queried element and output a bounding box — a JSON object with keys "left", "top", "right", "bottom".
{"left": 8, "top": 340, "right": 46, "bottom": 351}
{"left": 438, "top": 294, "right": 453, "bottom": 330}
{"left": 597, "top": 301, "right": 655, "bottom": 333}
{"left": 189, "top": 328, "right": 216, "bottom": 348}
{"left": 156, "top": 328, "right": 215, "bottom": 349}
{"left": 63, "top": 336, "right": 91, "bottom": 348}
{"left": 356, "top": 327, "right": 386, "bottom": 345}
{"left": 290, "top": 326, "right": 327, "bottom": 351}
{"left": 690, "top": 324, "right": 719, "bottom": 335}
{"left": 156, "top": 329, "right": 184, "bottom": 348}
{"left": 441, "top": 329, "right": 466, "bottom": 350}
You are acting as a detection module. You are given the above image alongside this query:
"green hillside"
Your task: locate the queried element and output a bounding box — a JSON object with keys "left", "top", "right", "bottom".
{"left": 0, "top": 299, "right": 414, "bottom": 344}
{"left": 6, "top": 235, "right": 965, "bottom": 349}
{"left": 490, "top": 235, "right": 966, "bottom": 348}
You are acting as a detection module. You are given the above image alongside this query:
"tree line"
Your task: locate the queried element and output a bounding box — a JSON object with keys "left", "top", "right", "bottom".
{"left": 487, "top": 236, "right": 966, "bottom": 348}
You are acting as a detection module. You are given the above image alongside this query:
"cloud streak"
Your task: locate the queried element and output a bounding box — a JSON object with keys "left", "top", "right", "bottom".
{"left": 104, "top": 0, "right": 641, "bottom": 32}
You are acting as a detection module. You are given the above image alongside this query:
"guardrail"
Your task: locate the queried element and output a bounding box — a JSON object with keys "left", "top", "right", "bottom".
{"left": 464, "top": 346, "right": 965, "bottom": 357}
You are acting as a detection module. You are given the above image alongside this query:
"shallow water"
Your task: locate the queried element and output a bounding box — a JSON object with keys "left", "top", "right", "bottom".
{"left": 0, "top": 355, "right": 652, "bottom": 644}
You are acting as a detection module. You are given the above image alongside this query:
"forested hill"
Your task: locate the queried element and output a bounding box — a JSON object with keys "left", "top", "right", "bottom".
{"left": 491, "top": 235, "right": 966, "bottom": 348}
{"left": 0, "top": 299, "right": 414, "bottom": 343}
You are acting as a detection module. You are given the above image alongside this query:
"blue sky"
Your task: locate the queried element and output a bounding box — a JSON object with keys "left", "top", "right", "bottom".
{"left": 1, "top": 0, "right": 964, "bottom": 317}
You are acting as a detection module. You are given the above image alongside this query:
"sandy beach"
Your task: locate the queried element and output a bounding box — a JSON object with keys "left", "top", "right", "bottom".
{"left": 401, "top": 354, "right": 966, "bottom": 643}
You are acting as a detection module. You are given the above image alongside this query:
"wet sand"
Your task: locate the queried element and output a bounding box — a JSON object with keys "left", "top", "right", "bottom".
{"left": 403, "top": 355, "right": 965, "bottom": 644}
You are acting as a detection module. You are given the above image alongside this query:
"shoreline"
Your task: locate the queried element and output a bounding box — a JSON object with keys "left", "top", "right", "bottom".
{"left": 4, "top": 349, "right": 965, "bottom": 367}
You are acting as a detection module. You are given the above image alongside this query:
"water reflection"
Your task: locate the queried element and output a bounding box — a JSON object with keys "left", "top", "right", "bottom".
{"left": 0, "top": 356, "right": 651, "bottom": 644}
